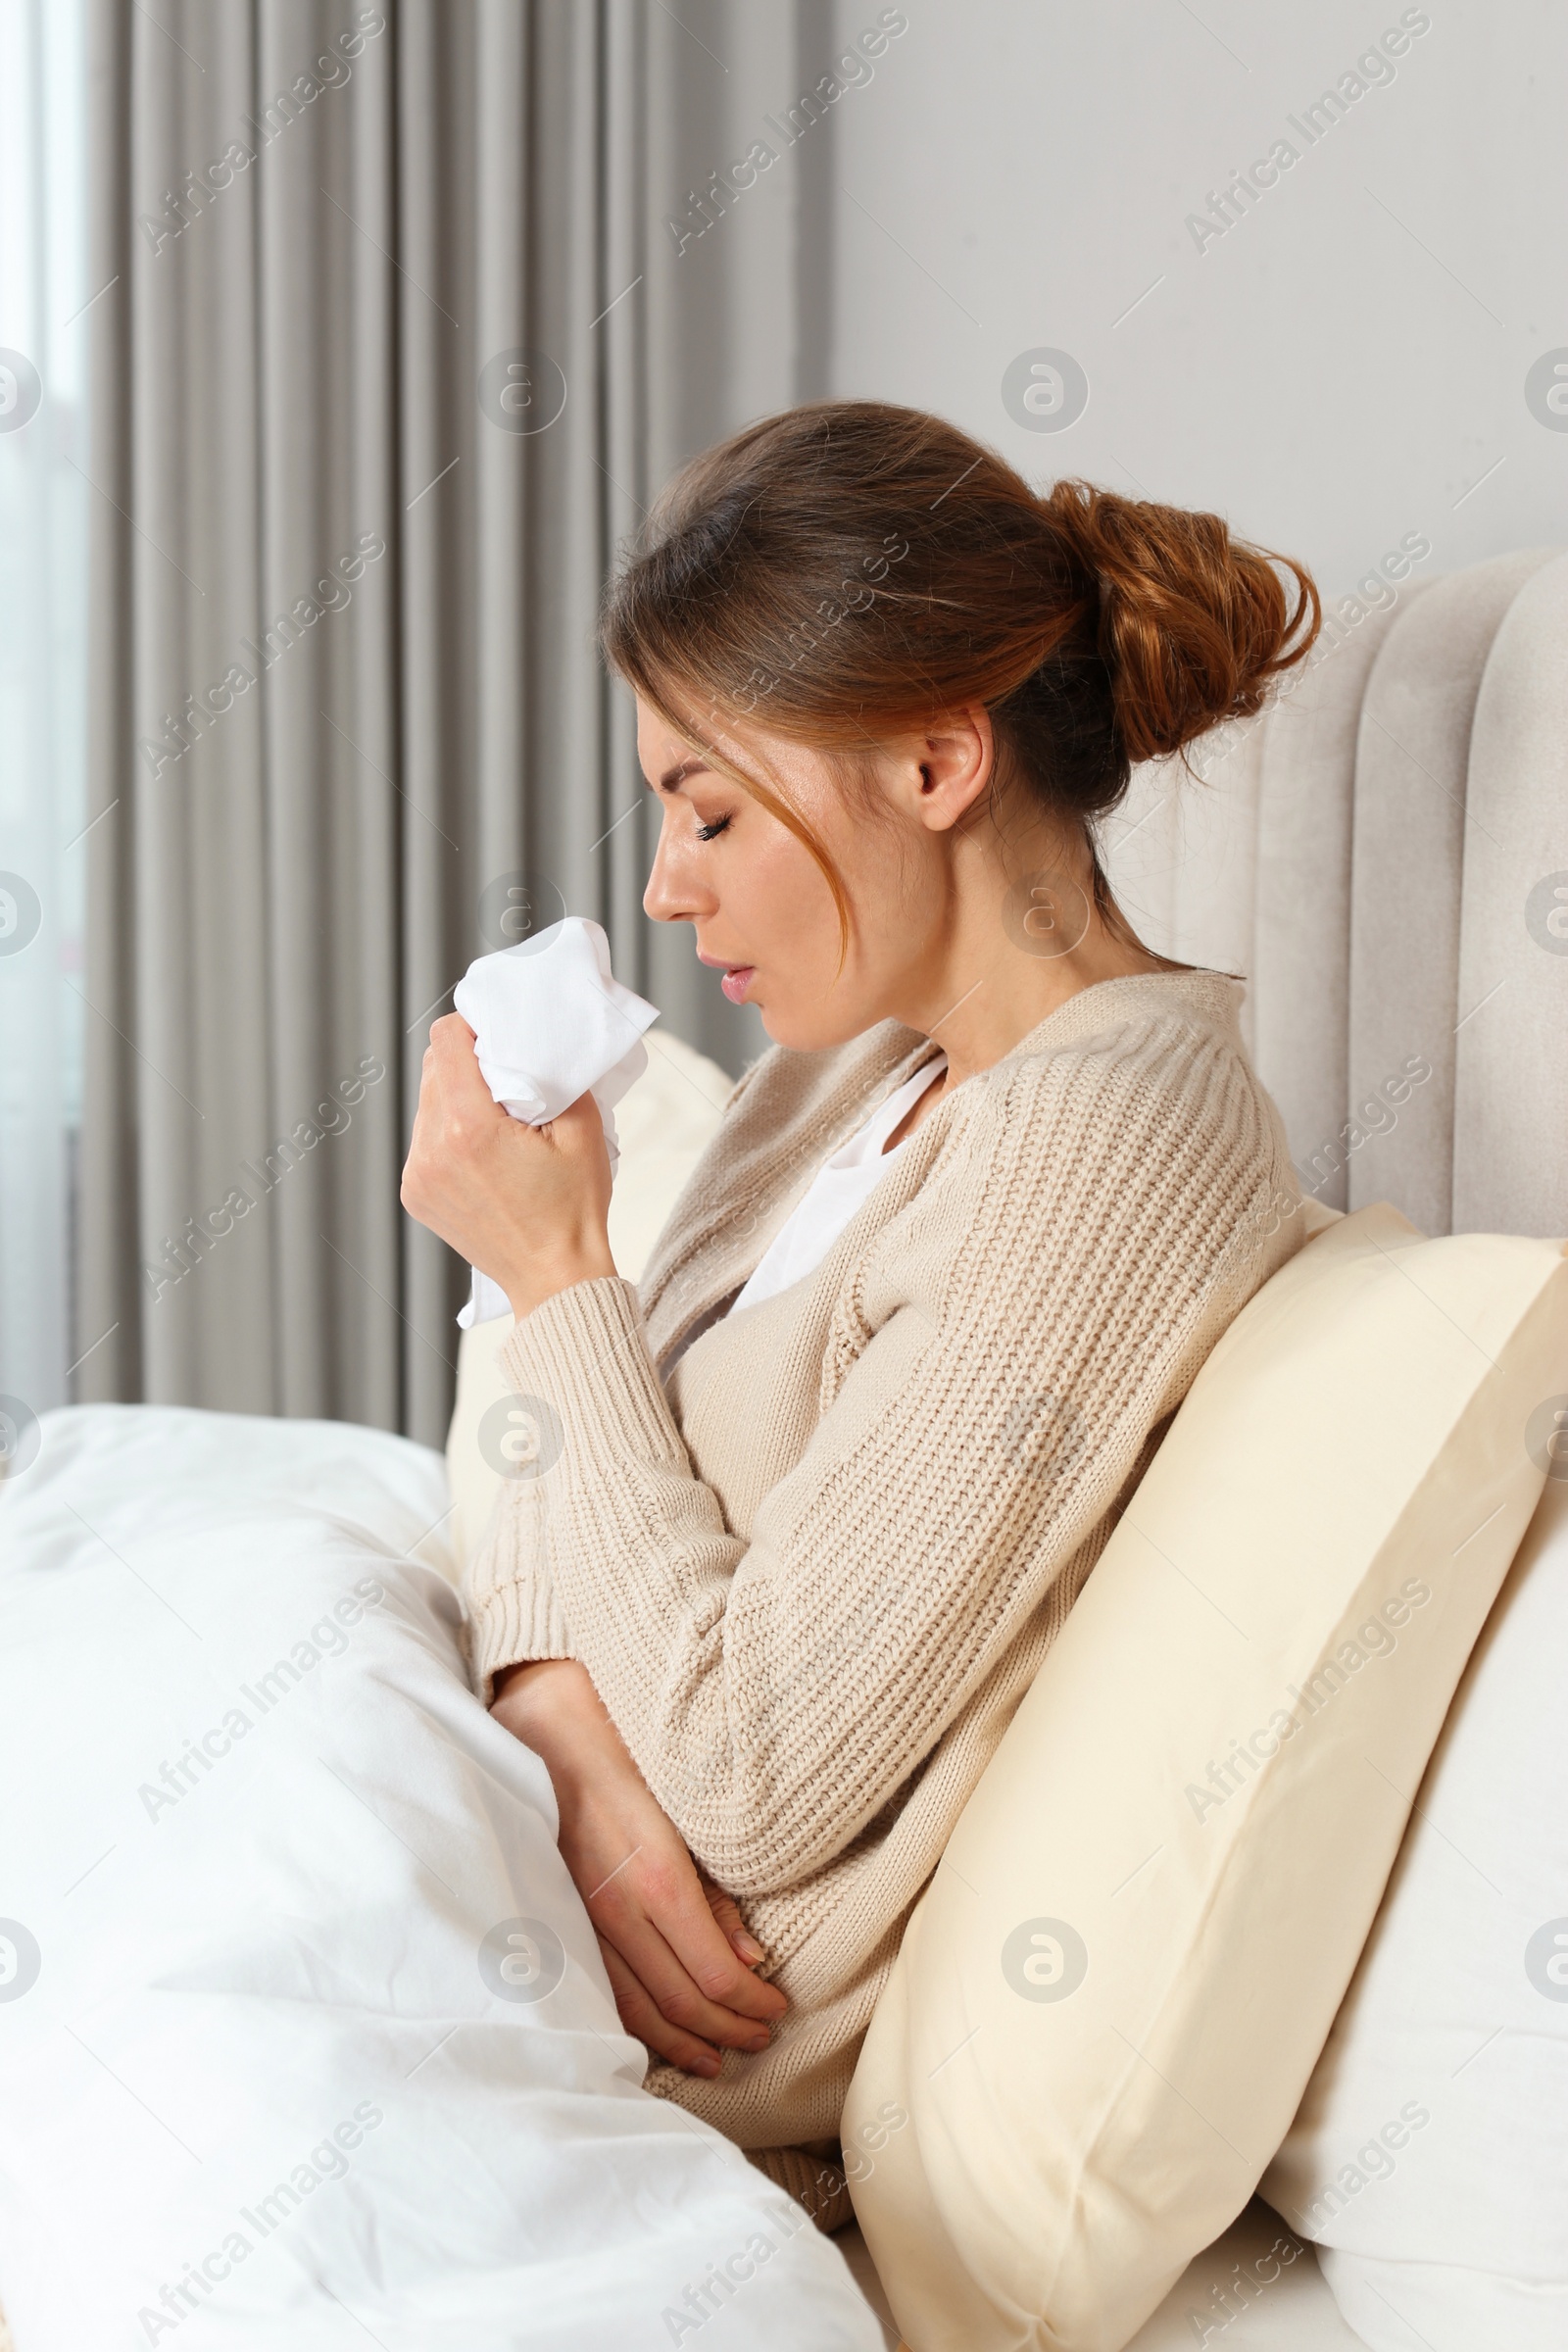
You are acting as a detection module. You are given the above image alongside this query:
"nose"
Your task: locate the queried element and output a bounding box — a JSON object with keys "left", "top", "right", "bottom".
{"left": 643, "top": 806, "right": 712, "bottom": 927}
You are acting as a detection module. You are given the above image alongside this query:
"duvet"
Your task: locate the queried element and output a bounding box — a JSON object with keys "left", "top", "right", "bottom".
{"left": 0, "top": 1406, "right": 881, "bottom": 2352}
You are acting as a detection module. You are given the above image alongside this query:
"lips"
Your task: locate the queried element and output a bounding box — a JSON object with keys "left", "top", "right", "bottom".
{"left": 697, "top": 948, "right": 755, "bottom": 1004}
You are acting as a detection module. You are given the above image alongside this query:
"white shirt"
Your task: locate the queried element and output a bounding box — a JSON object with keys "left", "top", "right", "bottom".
{"left": 728, "top": 1053, "right": 948, "bottom": 1318}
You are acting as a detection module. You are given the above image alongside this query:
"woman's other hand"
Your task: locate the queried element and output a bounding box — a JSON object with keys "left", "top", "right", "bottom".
{"left": 491, "top": 1658, "right": 788, "bottom": 2077}
{"left": 400, "top": 1014, "right": 615, "bottom": 1319}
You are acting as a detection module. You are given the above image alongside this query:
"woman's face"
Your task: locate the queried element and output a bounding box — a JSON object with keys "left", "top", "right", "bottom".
{"left": 637, "top": 696, "right": 982, "bottom": 1052}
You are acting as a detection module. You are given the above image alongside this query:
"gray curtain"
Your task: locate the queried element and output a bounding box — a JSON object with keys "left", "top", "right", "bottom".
{"left": 77, "top": 0, "right": 836, "bottom": 1444}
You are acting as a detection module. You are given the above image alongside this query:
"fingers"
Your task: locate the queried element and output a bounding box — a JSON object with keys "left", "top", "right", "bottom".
{"left": 597, "top": 1936, "right": 723, "bottom": 2078}
{"left": 543, "top": 1088, "right": 610, "bottom": 1145}
{"left": 622, "top": 1858, "right": 788, "bottom": 2024}
{"left": 401, "top": 1017, "right": 513, "bottom": 1228}
{"left": 421, "top": 1015, "right": 498, "bottom": 1116}
{"left": 427, "top": 1011, "right": 477, "bottom": 1051}
{"left": 587, "top": 1843, "right": 785, "bottom": 2053}
{"left": 594, "top": 1898, "right": 781, "bottom": 2058}
{"left": 702, "top": 1878, "right": 769, "bottom": 1970}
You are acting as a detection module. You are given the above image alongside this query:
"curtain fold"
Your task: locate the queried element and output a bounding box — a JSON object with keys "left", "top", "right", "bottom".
{"left": 79, "top": 0, "right": 831, "bottom": 1443}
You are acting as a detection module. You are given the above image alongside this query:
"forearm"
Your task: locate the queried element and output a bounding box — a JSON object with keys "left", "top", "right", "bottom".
{"left": 490, "top": 1657, "right": 606, "bottom": 1776}
{"left": 487, "top": 1655, "right": 785, "bottom": 2075}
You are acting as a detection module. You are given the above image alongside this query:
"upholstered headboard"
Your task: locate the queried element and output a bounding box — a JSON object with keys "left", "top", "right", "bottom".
{"left": 1103, "top": 551, "right": 1568, "bottom": 1242}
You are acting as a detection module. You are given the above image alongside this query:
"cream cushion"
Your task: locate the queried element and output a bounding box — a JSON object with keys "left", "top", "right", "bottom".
{"left": 843, "top": 1201, "right": 1568, "bottom": 2352}
{"left": 443, "top": 1028, "right": 733, "bottom": 1580}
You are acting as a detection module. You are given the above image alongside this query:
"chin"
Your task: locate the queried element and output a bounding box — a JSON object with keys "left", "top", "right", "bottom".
{"left": 757, "top": 999, "right": 872, "bottom": 1054}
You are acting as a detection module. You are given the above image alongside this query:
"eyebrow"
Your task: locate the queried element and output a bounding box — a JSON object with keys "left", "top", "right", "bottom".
{"left": 658, "top": 756, "right": 710, "bottom": 793}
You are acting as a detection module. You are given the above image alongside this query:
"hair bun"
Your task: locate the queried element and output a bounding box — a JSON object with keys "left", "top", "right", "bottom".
{"left": 1040, "top": 479, "right": 1320, "bottom": 763}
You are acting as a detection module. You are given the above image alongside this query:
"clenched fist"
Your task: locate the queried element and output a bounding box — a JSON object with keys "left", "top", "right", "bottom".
{"left": 400, "top": 1014, "right": 616, "bottom": 1320}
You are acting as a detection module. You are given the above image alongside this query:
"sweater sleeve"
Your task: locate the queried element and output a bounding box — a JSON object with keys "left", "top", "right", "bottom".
{"left": 463, "top": 1021, "right": 1290, "bottom": 1895}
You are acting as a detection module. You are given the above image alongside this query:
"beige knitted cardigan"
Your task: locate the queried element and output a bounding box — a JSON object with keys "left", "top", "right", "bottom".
{"left": 465, "top": 970, "right": 1305, "bottom": 2155}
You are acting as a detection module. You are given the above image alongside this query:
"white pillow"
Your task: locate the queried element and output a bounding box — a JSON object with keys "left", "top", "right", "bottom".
{"left": 0, "top": 1404, "right": 882, "bottom": 2352}
{"left": 1262, "top": 1466, "right": 1568, "bottom": 2350}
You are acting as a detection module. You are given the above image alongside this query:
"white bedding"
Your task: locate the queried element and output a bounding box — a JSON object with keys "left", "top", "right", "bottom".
{"left": 0, "top": 1406, "right": 882, "bottom": 2352}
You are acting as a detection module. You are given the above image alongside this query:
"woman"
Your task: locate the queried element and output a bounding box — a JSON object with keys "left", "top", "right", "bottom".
{"left": 401, "top": 400, "right": 1319, "bottom": 2225}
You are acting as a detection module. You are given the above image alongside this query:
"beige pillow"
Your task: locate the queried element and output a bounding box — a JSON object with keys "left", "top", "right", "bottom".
{"left": 844, "top": 1202, "right": 1568, "bottom": 2352}
{"left": 443, "top": 1028, "right": 733, "bottom": 1582}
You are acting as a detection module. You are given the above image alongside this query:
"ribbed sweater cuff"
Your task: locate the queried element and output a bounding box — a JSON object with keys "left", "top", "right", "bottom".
{"left": 497, "top": 1274, "right": 685, "bottom": 1474}
{"left": 466, "top": 1547, "right": 573, "bottom": 1707}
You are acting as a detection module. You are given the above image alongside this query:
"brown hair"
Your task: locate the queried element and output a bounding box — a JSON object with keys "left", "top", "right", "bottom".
{"left": 601, "top": 400, "right": 1319, "bottom": 945}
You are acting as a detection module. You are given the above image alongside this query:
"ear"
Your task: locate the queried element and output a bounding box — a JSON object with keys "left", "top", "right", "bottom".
{"left": 893, "top": 707, "right": 995, "bottom": 835}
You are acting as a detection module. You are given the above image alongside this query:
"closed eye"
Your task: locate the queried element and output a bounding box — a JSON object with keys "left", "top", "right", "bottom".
{"left": 696, "top": 815, "right": 731, "bottom": 842}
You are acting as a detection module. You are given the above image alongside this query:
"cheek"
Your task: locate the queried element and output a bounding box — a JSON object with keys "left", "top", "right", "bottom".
{"left": 727, "top": 813, "right": 841, "bottom": 966}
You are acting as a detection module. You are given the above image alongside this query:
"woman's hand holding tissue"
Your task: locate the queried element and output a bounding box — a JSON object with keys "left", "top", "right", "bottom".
{"left": 401, "top": 1014, "right": 616, "bottom": 1318}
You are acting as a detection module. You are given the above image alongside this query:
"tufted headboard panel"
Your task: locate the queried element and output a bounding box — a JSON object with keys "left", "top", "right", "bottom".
{"left": 1103, "top": 550, "right": 1568, "bottom": 1241}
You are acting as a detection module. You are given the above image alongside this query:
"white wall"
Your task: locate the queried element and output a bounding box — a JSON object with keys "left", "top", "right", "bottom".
{"left": 822, "top": 0, "right": 1567, "bottom": 595}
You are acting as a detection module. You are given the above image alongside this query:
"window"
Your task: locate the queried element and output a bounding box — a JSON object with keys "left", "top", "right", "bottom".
{"left": 0, "top": 0, "right": 87, "bottom": 1415}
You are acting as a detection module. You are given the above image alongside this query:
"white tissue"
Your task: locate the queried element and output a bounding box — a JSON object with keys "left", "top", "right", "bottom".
{"left": 450, "top": 916, "right": 659, "bottom": 1326}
